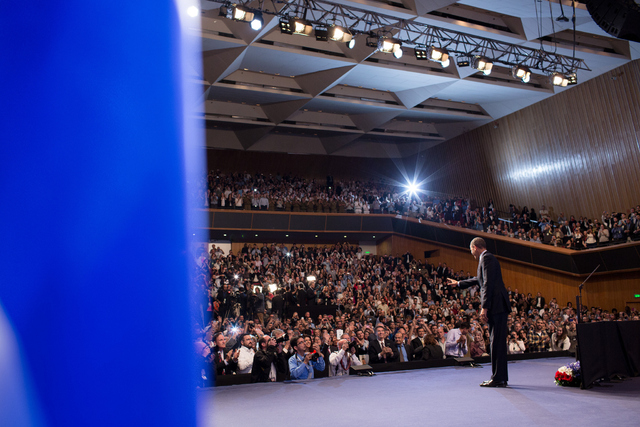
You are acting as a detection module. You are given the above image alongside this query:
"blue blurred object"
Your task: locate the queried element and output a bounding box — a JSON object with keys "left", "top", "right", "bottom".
{"left": 0, "top": 1, "right": 201, "bottom": 426}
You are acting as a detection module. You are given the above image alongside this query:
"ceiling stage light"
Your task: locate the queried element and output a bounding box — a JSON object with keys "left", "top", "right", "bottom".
{"left": 550, "top": 72, "right": 569, "bottom": 87}
{"left": 222, "top": 5, "right": 263, "bottom": 31}
{"left": 290, "top": 18, "right": 313, "bottom": 36}
{"left": 250, "top": 12, "right": 263, "bottom": 31}
{"left": 471, "top": 55, "right": 493, "bottom": 75}
{"left": 315, "top": 27, "right": 328, "bottom": 41}
{"left": 512, "top": 65, "right": 531, "bottom": 83}
{"left": 279, "top": 19, "right": 293, "bottom": 34}
{"left": 329, "top": 25, "right": 353, "bottom": 43}
{"left": 414, "top": 47, "right": 428, "bottom": 60}
{"left": 428, "top": 46, "right": 450, "bottom": 67}
{"left": 378, "top": 38, "right": 403, "bottom": 58}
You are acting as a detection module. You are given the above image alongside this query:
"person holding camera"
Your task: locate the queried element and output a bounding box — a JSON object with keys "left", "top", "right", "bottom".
{"left": 329, "top": 338, "right": 362, "bottom": 376}
{"left": 507, "top": 331, "right": 526, "bottom": 354}
{"left": 288, "top": 336, "right": 325, "bottom": 380}
{"left": 251, "top": 336, "right": 288, "bottom": 382}
{"left": 444, "top": 321, "right": 470, "bottom": 357}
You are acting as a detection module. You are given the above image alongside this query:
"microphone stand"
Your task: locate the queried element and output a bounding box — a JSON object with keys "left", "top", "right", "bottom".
{"left": 576, "top": 264, "right": 599, "bottom": 324}
{"left": 576, "top": 264, "right": 599, "bottom": 389}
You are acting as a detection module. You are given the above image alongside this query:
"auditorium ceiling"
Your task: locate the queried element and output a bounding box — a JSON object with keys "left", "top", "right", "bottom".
{"left": 195, "top": 0, "right": 640, "bottom": 158}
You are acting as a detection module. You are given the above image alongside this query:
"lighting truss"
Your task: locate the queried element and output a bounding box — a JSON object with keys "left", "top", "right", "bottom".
{"left": 211, "top": 0, "right": 590, "bottom": 75}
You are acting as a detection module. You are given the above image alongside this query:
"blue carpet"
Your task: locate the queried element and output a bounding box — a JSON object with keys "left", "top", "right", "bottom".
{"left": 198, "top": 357, "right": 640, "bottom": 427}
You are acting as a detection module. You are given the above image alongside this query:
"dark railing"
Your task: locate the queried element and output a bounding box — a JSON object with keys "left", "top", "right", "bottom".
{"left": 199, "top": 209, "right": 640, "bottom": 276}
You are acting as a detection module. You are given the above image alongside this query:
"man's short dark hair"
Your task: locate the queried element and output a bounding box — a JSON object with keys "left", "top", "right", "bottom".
{"left": 457, "top": 321, "right": 470, "bottom": 330}
{"left": 290, "top": 337, "right": 300, "bottom": 348}
{"left": 470, "top": 237, "right": 486, "bottom": 249}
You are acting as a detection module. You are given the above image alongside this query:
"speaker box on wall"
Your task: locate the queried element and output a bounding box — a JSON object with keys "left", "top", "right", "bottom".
{"left": 586, "top": 0, "right": 640, "bottom": 42}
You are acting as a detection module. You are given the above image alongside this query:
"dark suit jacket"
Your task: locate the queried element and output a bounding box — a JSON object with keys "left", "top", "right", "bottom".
{"left": 251, "top": 348, "right": 289, "bottom": 382}
{"left": 410, "top": 337, "right": 425, "bottom": 360}
{"left": 251, "top": 349, "right": 276, "bottom": 383}
{"left": 458, "top": 251, "right": 509, "bottom": 314}
{"left": 213, "top": 347, "right": 237, "bottom": 376}
{"left": 368, "top": 339, "right": 398, "bottom": 363}
{"left": 390, "top": 343, "right": 413, "bottom": 363}
{"left": 422, "top": 344, "right": 444, "bottom": 360}
{"left": 271, "top": 294, "right": 284, "bottom": 313}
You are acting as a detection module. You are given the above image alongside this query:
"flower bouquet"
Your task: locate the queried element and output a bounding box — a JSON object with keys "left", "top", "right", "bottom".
{"left": 554, "top": 361, "right": 581, "bottom": 387}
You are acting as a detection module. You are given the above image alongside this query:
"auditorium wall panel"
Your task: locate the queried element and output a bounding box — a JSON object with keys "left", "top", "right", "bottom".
{"left": 207, "top": 149, "right": 403, "bottom": 182}
{"left": 408, "top": 60, "right": 640, "bottom": 220}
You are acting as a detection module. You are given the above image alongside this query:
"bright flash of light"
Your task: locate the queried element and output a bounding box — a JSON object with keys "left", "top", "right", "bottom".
{"left": 406, "top": 181, "right": 418, "bottom": 195}
{"left": 186, "top": 6, "right": 199, "bottom": 17}
{"left": 234, "top": 274, "right": 239, "bottom": 280}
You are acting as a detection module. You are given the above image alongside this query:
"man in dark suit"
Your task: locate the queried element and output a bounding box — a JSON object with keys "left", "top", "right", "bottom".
{"left": 391, "top": 330, "right": 413, "bottom": 363}
{"left": 410, "top": 325, "right": 428, "bottom": 359}
{"left": 368, "top": 325, "right": 398, "bottom": 363}
{"left": 271, "top": 289, "right": 284, "bottom": 320}
{"left": 534, "top": 292, "right": 545, "bottom": 310}
{"left": 212, "top": 332, "right": 238, "bottom": 376}
{"left": 448, "top": 237, "right": 510, "bottom": 387}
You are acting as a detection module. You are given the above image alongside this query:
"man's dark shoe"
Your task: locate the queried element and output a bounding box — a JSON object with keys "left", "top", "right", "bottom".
{"left": 479, "top": 380, "right": 507, "bottom": 387}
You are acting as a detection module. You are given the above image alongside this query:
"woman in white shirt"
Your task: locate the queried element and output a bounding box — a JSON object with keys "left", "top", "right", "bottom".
{"left": 550, "top": 325, "right": 571, "bottom": 351}
{"left": 507, "top": 331, "right": 526, "bottom": 354}
{"left": 354, "top": 198, "right": 362, "bottom": 214}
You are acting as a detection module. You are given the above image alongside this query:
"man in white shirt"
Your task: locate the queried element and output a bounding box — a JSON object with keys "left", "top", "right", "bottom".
{"left": 329, "top": 338, "right": 361, "bottom": 376}
{"left": 444, "top": 321, "right": 470, "bottom": 357}
{"left": 237, "top": 334, "right": 256, "bottom": 374}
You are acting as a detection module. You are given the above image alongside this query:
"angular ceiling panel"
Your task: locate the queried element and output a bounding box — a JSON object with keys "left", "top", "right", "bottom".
{"left": 393, "top": 81, "right": 458, "bottom": 108}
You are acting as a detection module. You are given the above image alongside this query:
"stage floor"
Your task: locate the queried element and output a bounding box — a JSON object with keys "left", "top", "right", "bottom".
{"left": 198, "top": 357, "right": 640, "bottom": 427}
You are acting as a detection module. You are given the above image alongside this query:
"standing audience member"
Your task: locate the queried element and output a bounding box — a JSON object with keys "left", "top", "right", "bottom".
{"left": 444, "top": 321, "right": 469, "bottom": 358}
{"left": 251, "top": 336, "right": 288, "bottom": 382}
{"left": 237, "top": 334, "right": 256, "bottom": 374}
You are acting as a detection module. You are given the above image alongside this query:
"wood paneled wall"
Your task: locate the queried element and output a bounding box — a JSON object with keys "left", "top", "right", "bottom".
{"left": 377, "top": 234, "right": 639, "bottom": 312}
{"left": 207, "top": 149, "right": 406, "bottom": 182}
{"left": 413, "top": 60, "right": 640, "bottom": 219}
